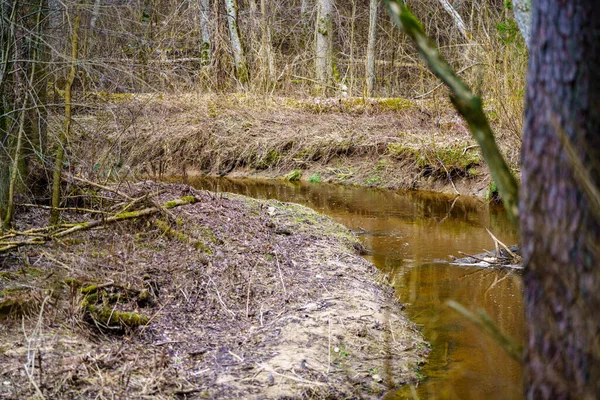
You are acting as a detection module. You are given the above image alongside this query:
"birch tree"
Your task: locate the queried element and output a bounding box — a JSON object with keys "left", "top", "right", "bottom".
{"left": 259, "top": 0, "right": 275, "bottom": 88}
{"left": 365, "top": 0, "right": 378, "bottom": 96}
{"left": 512, "top": 0, "right": 531, "bottom": 49}
{"left": 224, "top": 0, "right": 248, "bottom": 84}
{"left": 438, "top": 0, "right": 469, "bottom": 40}
{"left": 315, "top": 0, "right": 333, "bottom": 90}
{"left": 198, "top": 0, "right": 211, "bottom": 65}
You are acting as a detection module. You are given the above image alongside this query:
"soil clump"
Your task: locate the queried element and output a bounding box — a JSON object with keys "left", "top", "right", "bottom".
{"left": 0, "top": 182, "right": 428, "bottom": 399}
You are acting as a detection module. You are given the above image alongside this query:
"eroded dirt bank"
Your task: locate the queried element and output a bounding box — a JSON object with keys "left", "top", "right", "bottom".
{"left": 79, "top": 94, "right": 520, "bottom": 198}
{"left": 0, "top": 182, "right": 428, "bottom": 398}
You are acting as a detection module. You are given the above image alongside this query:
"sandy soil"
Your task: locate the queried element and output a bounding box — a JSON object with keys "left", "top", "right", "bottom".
{"left": 0, "top": 182, "right": 428, "bottom": 399}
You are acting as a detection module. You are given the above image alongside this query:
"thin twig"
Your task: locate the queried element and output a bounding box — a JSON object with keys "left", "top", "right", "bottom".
{"left": 275, "top": 254, "right": 287, "bottom": 294}
{"left": 208, "top": 276, "right": 236, "bottom": 318}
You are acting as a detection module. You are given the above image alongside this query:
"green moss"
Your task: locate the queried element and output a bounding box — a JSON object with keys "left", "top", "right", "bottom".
{"left": 486, "top": 181, "right": 499, "bottom": 201}
{"left": 84, "top": 303, "right": 148, "bottom": 329}
{"left": 436, "top": 147, "right": 481, "bottom": 170}
{"left": 309, "top": 173, "right": 322, "bottom": 183}
{"left": 388, "top": 143, "right": 418, "bottom": 158}
{"left": 80, "top": 284, "right": 99, "bottom": 295}
{"left": 257, "top": 149, "right": 281, "bottom": 169}
{"left": 285, "top": 169, "right": 302, "bottom": 181}
{"left": 365, "top": 175, "right": 381, "bottom": 185}
{"left": 377, "top": 97, "right": 417, "bottom": 111}
{"left": 0, "top": 268, "right": 43, "bottom": 280}
{"left": 63, "top": 277, "right": 83, "bottom": 288}
{"left": 388, "top": 143, "right": 480, "bottom": 173}
{"left": 193, "top": 240, "right": 213, "bottom": 254}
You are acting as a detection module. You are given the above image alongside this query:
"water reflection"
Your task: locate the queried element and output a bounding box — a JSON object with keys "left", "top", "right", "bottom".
{"left": 182, "top": 177, "right": 524, "bottom": 400}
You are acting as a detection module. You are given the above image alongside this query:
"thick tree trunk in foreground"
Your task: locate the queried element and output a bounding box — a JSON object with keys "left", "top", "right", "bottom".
{"left": 522, "top": 1, "right": 600, "bottom": 398}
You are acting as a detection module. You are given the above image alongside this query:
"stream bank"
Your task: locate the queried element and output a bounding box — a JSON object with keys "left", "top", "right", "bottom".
{"left": 0, "top": 182, "right": 427, "bottom": 398}
{"left": 79, "top": 93, "right": 520, "bottom": 199}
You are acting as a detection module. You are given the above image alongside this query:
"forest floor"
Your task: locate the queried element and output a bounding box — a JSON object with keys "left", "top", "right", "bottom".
{"left": 78, "top": 93, "right": 521, "bottom": 198}
{"left": 0, "top": 182, "right": 428, "bottom": 399}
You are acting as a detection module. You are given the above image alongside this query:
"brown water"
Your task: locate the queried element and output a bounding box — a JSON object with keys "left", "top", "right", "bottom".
{"left": 183, "top": 177, "right": 524, "bottom": 399}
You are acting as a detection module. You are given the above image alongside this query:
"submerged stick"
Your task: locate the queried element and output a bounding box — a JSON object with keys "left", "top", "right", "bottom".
{"left": 447, "top": 300, "right": 522, "bottom": 362}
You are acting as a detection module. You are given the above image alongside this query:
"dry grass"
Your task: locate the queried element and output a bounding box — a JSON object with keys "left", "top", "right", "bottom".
{"left": 0, "top": 182, "right": 428, "bottom": 398}
{"left": 70, "top": 93, "right": 518, "bottom": 198}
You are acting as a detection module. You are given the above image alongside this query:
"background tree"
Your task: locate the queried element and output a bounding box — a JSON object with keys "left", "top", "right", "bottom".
{"left": 225, "top": 0, "right": 249, "bottom": 85}
{"left": 512, "top": 0, "right": 531, "bottom": 49}
{"left": 365, "top": 0, "right": 378, "bottom": 96}
{"left": 315, "top": 0, "right": 333, "bottom": 91}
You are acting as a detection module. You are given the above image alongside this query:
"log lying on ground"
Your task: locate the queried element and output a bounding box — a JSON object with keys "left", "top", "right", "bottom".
{"left": 0, "top": 196, "right": 199, "bottom": 253}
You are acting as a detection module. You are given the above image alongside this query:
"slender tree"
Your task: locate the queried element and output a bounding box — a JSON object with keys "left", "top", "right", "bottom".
{"left": 438, "top": 0, "right": 469, "bottom": 40}
{"left": 512, "top": 0, "right": 531, "bottom": 49}
{"left": 259, "top": 0, "right": 275, "bottom": 89}
{"left": 50, "top": 10, "right": 80, "bottom": 224}
{"left": 315, "top": 0, "right": 333, "bottom": 91}
{"left": 199, "top": 0, "right": 211, "bottom": 65}
{"left": 224, "top": 0, "right": 248, "bottom": 85}
{"left": 0, "top": 0, "right": 17, "bottom": 225}
{"left": 365, "top": 0, "right": 378, "bottom": 96}
{"left": 521, "top": 0, "right": 600, "bottom": 398}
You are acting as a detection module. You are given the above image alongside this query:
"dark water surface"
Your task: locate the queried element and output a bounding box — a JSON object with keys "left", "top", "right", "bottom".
{"left": 183, "top": 177, "right": 524, "bottom": 399}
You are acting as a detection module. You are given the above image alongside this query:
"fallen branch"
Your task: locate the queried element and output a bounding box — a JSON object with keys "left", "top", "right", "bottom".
{"left": 0, "top": 196, "right": 199, "bottom": 253}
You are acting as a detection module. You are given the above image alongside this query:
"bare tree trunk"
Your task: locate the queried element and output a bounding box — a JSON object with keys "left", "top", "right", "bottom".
{"left": 365, "top": 0, "right": 378, "bottom": 97}
{"left": 0, "top": 0, "right": 17, "bottom": 225}
{"left": 259, "top": 0, "right": 275, "bottom": 89}
{"left": 199, "top": 0, "right": 211, "bottom": 65}
{"left": 522, "top": 0, "right": 600, "bottom": 398}
{"left": 438, "top": 0, "right": 469, "bottom": 40}
{"left": 301, "top": 0, "right": 312, "bottom": 26}
{"left": 4, "top": 89, "right": 27, "bottom": 229}
{"left": 347, "top": 0, "right": 356, "bottom": 96}
{"left": 224, "top": 0, "right": 249, "bottom": 85}
{"left": 315, "top": 0, "right": 333, "bottom": 92}
{"left": 512, "top": 0, "right": 531, "bottom": 49}
{"left": 90, "top": 0, "right": 102, "bottom": 29}
{"left": 50, "top": 10, "right": 80, "bottom": 224}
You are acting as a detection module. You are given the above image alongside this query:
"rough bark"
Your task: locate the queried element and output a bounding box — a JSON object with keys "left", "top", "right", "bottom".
{"left": 512, "top": 0, "right": 531, "bottom": 49}
{"left": 522, "top": 1, "right": 600, "bottom": 398}
{"left": 365, "top": 0, "right": 378, "bottom": 96}
{"left": 315, "top": 0, "right": 333, "bottom": 91}
{"left": 224, "top": 0, "right": 248, "bottom": 85}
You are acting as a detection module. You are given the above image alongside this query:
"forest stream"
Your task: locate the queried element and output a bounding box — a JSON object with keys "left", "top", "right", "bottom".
{"left": 184, "top": 177, "right": 524, "bottom": 400}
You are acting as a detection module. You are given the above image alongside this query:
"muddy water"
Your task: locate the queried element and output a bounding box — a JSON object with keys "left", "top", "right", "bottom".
{"left": 184, "top": 178, "right": 524, "bottom": 399}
